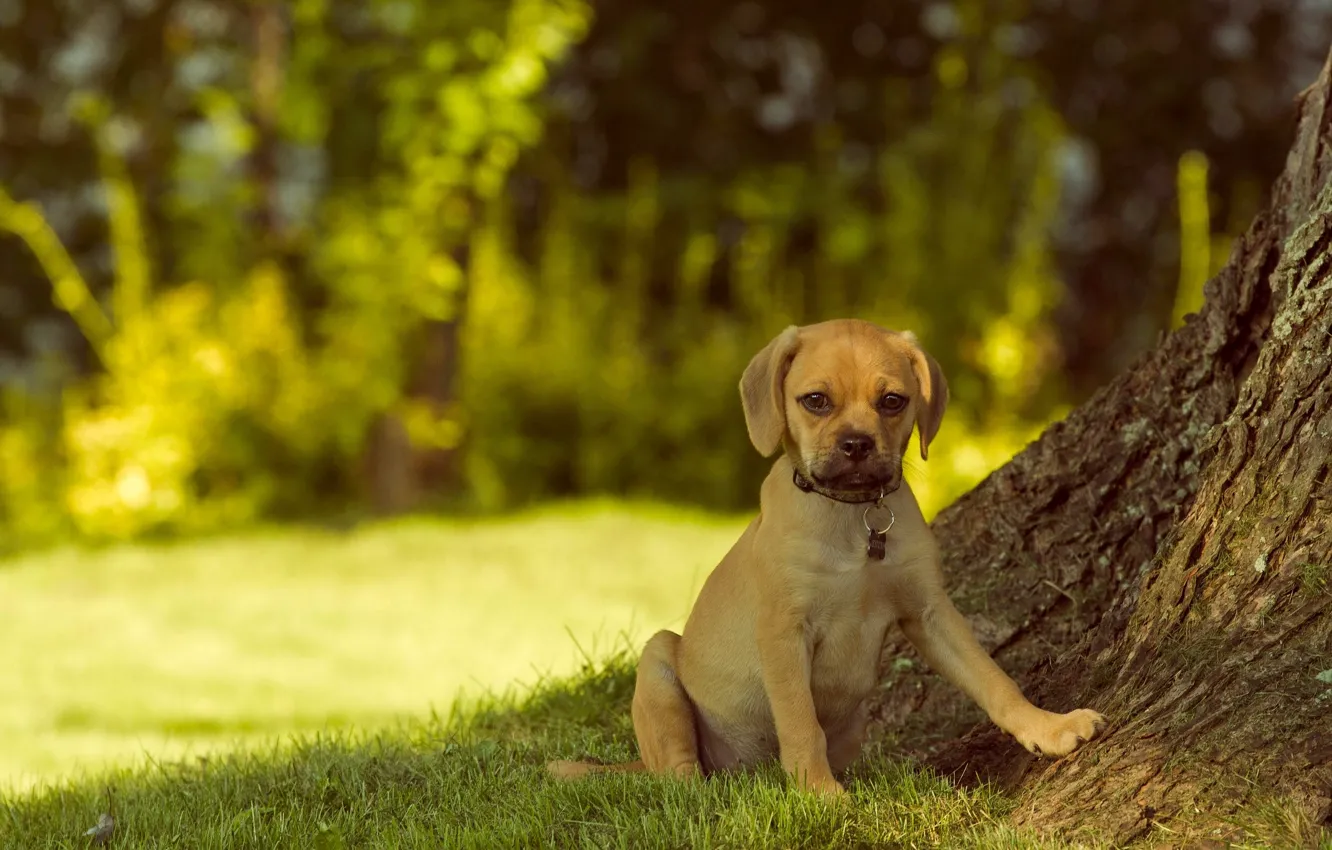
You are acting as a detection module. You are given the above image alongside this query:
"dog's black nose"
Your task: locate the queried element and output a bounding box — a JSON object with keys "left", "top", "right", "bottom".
{"left": 838, "top": 432, "right": 874, "bottom": 462}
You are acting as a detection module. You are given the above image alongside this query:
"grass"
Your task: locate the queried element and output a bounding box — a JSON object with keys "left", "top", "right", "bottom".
{"left": 0, "top": 499, "right": 747, "bottom": 793}
{"left": 3, "top": 499, "right": 1323, "bottom": 848}
{"left": 0, "top": 497, "right": 1084, "bottom": 849}
{"left": 2, "top": 648, "right": 1085, "bottom": 850}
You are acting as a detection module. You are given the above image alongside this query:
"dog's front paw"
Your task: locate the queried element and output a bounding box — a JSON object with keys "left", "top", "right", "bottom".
{"left": 787, "top": 767, "right": 846, "bottom": 796}
{"left": 1013, "top": 708, "right": 1107, "bottom": 758}
{"left": 804, "top": 775, "right": 847, "bottom": 797}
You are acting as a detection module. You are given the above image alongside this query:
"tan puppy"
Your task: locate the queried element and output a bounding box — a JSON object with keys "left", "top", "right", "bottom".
{"left": 549, "top": 319, "right": 1105, "bottom": 793}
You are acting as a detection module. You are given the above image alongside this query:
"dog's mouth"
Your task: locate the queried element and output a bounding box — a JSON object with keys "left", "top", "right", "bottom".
{"left": 807, "top": 461, "right": 900, "bottom": 494}
{"left": 816, "top": 470, "right": 885, "bottom": 488}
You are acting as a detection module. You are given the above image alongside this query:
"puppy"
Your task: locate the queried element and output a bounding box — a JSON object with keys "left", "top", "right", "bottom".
{"left": 549, "top": 319, "right": 1105, "bottom": 793}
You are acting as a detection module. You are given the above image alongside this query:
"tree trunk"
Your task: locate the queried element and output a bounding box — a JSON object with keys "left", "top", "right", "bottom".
{"left": 405, "top": 250, "right": 471, "bottom": 496}
{"left": 870, "top": 47, "right": 1332, "bottom": 845}
{"left": 248, "top": 0, "right": 285, "bottom": 245}
{"left": 364, "top": 241, "right": 471, "bottom": 515}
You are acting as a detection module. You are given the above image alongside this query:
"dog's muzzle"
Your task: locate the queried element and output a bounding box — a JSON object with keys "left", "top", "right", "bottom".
{"left": 809, "top": 456, "right": 900, "bottom": 492}
{"left": 793, "top": 464, "right": 901, "bottom": 504}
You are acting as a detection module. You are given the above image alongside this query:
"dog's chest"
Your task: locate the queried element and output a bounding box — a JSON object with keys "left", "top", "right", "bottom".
{"left": 805, "top": 572, "right": 894, "bottom": 719}
{"left": 803, "top": 519, "right": 914, "bottom": 576}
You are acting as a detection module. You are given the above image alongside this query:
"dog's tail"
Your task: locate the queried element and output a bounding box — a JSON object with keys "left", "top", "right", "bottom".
{"left": 545, "top": 759, "right": 647, "bottom": 780}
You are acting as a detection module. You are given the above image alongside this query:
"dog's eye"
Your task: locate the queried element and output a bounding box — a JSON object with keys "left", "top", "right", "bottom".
{"left": 799, "top": 393, "right": 832, "bottom": 414}
{"left": 878, "top": 393, "right": 908, "bottom": 414}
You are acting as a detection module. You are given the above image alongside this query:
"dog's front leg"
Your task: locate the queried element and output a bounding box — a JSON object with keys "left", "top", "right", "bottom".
{"left": 898, "top": 590, "right": 1106, "bottom": 758}
{"left": 756, "top": 614, "right": 843, "bottom": 795}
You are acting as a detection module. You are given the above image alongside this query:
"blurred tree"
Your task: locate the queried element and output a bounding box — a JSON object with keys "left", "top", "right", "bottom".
{"left": 1022, "top": 0, "right": 1330, "bottom": 394}
{"left": 2, "top": 0, "right": 1329, "bottom": 540}
{"left": 298, "top": 0, "right": 589, "bottom": 514}
{"left": 457, "top": 3, "right": 1076, "bottom": 515}
{"left": 0, "top": 0, "right": 589, "bottom": 541}
{"left": 534, "top": 0, "right": 1331, "bottom": 395}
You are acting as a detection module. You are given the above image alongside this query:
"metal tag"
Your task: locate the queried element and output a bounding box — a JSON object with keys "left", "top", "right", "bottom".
{"left": 862, "top": 502, "right": 896, "bottom": 562}
{"left": 867, "top": 530, "right": 888, "bottom": 560}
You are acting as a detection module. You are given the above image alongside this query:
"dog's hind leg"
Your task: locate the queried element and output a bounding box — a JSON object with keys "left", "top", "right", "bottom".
{"left": 546, "top": 630, "right": 701, "bottom": 781}
{"left": 631, "top": 629, "right": 702, "bottom": 778}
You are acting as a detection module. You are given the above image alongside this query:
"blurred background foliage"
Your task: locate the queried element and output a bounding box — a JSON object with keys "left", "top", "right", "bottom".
{"left": 1, "top": 0, "right": 1328, "bottom": 549}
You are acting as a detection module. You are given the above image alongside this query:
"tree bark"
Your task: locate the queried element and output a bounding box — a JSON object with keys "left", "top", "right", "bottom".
{"left": 869, "top": 46, "right": 1332, "bottom": 845}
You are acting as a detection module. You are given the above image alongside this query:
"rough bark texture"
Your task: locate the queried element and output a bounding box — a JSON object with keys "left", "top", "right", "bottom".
{"left": 869, "top": 48, "right": 1332, "bottom": 845}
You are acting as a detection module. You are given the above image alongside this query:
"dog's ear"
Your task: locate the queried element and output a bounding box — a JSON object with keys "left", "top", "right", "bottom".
{"left": 740, "top": 325, "right": 800, "bottom": 456}
{"left": 907, "top": 339, "right": 949, "bottom": 461}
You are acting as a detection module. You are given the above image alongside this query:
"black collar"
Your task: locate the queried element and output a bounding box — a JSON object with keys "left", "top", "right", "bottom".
{"left": 791, "top": 469, "right": 891, "bottom": 505}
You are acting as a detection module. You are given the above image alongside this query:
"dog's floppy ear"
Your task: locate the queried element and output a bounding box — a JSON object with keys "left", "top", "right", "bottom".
{"left": 740, "top": 325, "right": 800, "bottom": 456}
{"left": 906, "top": 337, "right": 949, "bottom": 461}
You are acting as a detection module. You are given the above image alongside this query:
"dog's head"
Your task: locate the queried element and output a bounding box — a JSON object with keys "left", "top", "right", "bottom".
{"left": 739, "top": 319, "right": 948, "bottom": 494}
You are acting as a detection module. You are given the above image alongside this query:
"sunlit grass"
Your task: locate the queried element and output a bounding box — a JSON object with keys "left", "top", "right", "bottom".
{"left": 0, "top": 499, "right": 747, "bottom": 793}
{"left": 2, "top": 648, "right": 1088, "bottom": 850}
{"left": 2, "top": 507, "right": 1057, "bottom": 849}
{"left": 3, "top": 501, "right": 1320, "bottom": 848}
